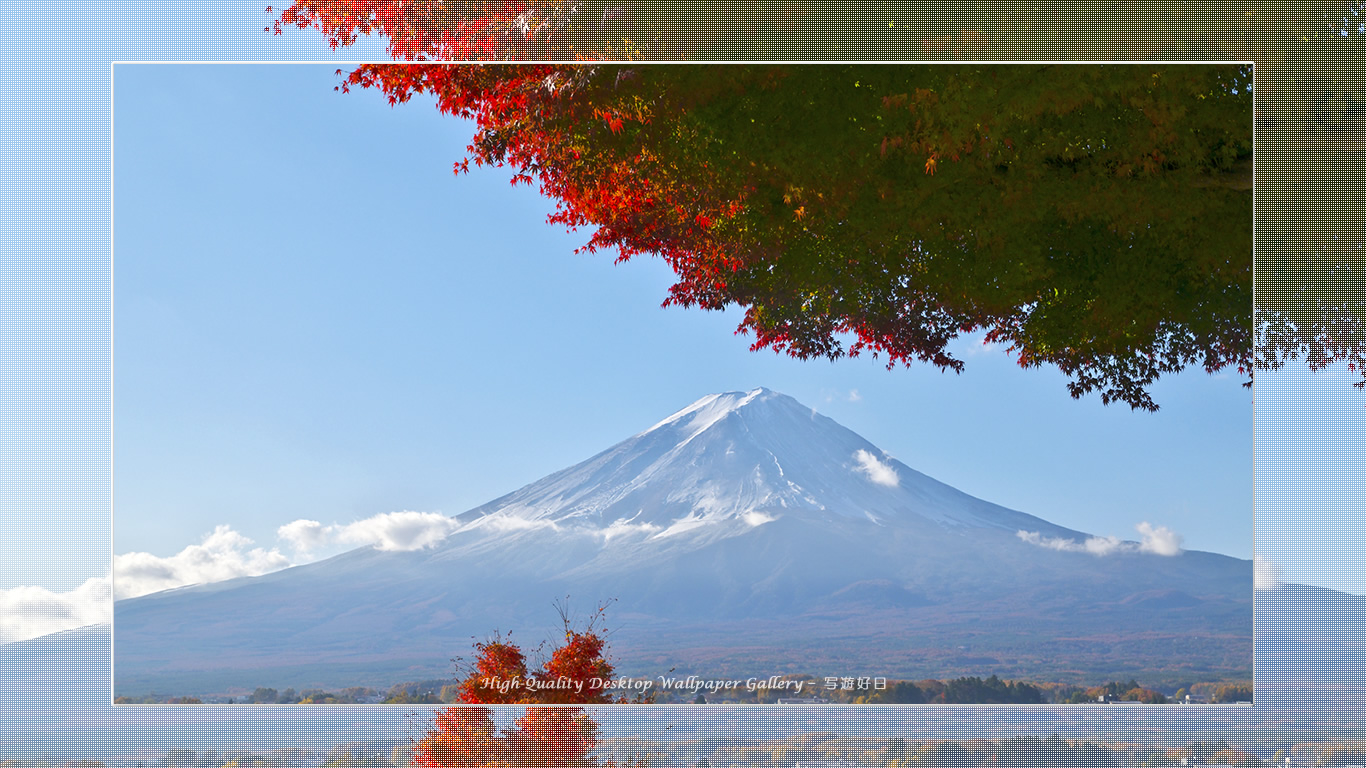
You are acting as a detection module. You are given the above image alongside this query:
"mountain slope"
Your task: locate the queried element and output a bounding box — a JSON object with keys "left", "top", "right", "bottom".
{"left": 114, "top": 388, "right": 1252, "bottom": 695}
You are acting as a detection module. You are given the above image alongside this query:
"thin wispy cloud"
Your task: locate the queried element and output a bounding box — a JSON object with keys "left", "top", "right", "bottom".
{"left": 1017, "top": 530, "right": 1089, "bottom": 553}
{"left": 853, "top": 449, "right": 900, "bottom": 487}
{"left": 0, "top": 575, "right": 111, "bottom": 644}
{"left": 468, "top": 514, "right": 558, "bottom": 535}
{"left": 821, "top": 388, "right": 863, "bottom": 404}
{"left": 597, "top": 517, "right": 663, "bottom": 542}
{"left": 113, "top": 525, "right": 290, "bottom": 600}
{"left": 1017, "top": 521, "right": 1185, "bottom": 557}
{"left": 952, "top": 329, "right": 1008, "bottom": 358}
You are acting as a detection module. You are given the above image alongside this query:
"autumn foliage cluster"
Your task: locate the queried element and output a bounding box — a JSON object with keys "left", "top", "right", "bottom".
{"left": 1067, "top": 679, "right": 1169, "bottom": 704}
{"left": 448, "top": 601, "right": 639, "bottom": 705}
{"left": 412, "top": 707, "right": 615, "bottom": 768}
{"left": 268, "top": 0, "right": 813, "bottom": 60}
{"left": 454, "top": 630, "right": 620, "bottom": 704}
{"left": 336, "top": 64, "right": 1251, "bottom": 410}
{"left": 271, "top": 0, "right": 560, "bottom": 60}
{"left": 411, "top": 607, "right": 640, "bottom": 768}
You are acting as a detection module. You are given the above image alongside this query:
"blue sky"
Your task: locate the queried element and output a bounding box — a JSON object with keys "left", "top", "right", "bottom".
{"left": 109, "top": 63, "right": 1255, "bottom": 580}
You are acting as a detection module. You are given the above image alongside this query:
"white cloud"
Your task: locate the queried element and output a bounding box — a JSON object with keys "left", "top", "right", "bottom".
{"left": 853, "top": 449, "right": 899, "bottom": 487}
{"left": 1016, "top": 530, "right": 1085, "bottom": 552}
{"left": 0, "top": 575, "right": 112, "bottom": 644}
{"left": 277, "top": 510, "right": 463, "bottom": 554}
{"left": 336, "top": 510, "right": 461, "bottom": 551}
{"left": 597, "top": 517, "right": 662, "bottom": 542}
{"left": 1017, "top": 521, "right": 1185, "bottom": 558}
{"left": 847, "top": 389, "right": 862, "bottom": 403}
{"left": 2, "top": 511, "right": 465, "bottom": 645}
{"left": 469, "top": 513, "right": 557, "bottom": 535}
{"left": 1136, "top": 521, "right": 1184, "bottom": 556}
{"left": 1084, "top": 535, "right": 1127, "bottom": 556}
{"left": 277, "top": 518, "right": 330, "bottom": 552}
{"left": 743, "top": 511, "right": 777, "bottom": 527}
{"left": 1254, "top": 555, "right": 1282, "bottom": 590}
{"left": 114, "top": 525, "right": 291, "bottom": 600}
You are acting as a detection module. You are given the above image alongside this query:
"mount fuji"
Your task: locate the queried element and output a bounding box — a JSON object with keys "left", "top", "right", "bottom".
{"left": 114, "top": 388, "right": 1252, "bottom": 696}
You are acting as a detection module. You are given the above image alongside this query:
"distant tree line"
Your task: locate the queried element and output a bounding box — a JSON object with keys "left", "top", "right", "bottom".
{"left": 117, "top": 673, "right": 1252, "bottom": 705}
{"left": 28, "top": 735, "right": 1366, "bottom": 768}
{"left": 114, "top": 683, "right": 462, "bottom": 705}
{"left": 1065, "top": 679, "right": 1169, "bottom": 704}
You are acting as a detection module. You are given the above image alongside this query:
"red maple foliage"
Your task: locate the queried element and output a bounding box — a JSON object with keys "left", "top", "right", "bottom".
{"left": 454, "top": 600, "right": 633, "bottom": 705}
{"left": 456, "top": 636, "right": 530, "bottom": 704}
{"left": 412, "top": 706, "right": 614, "bottom": 768}
{"left": 267, "top": 0, "right": 811, "bottom": 61}
{"left": 413, "top": 604, "right": 642, "bottom": 768}
{"left": 270, "top": 0, "right": 545, "bottom": 60}
{"left": 534, "top": 630, "right": 617, "bottom": 704}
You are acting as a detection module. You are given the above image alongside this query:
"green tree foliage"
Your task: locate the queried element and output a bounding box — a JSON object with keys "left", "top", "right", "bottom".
{"left": 384, "top": 682, "right": 442, "bottom": 704}
{"left": 995, "top": 736, "right": 1113, "bottom": 768}
{"left": 936, "top": 675, "right": 1043, "bottom": 704}
{"left": 864, "top": 681, "right": 926, "bottom": 704}
{"left": 1211, "top": 682, "right": 1254, "bottom": 703}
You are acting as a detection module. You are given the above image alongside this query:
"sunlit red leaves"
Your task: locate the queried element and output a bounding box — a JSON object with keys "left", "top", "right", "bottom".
{"left": 273, "top": 0, "right": 554, "bottom": 60}
{"left": 413, "top": 705, "right": 622, "bottom": 768}
{"left": 536, "top": 631, "right": 616, "bottom": 704}
{"left": 457, "top": 638, "right": 529, "bottom": 704}
{"left": 269, "top": 0, "right": 828, "bottom": 61}
{"left": 593, "top": 107, "right": 626, "bottom": 134}
{"left": 454, "top": 601, "right": 627, "bottom": 706}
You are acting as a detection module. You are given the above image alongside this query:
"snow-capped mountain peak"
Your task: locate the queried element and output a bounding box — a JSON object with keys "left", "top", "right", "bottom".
{"left": 641, "top": 387, "right": 773, "bottom": 441}
{"left": 454, "top": 388, "right": 1080, "bottom": 542}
